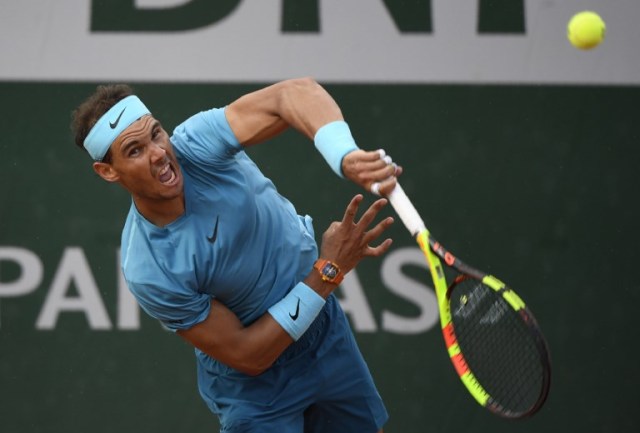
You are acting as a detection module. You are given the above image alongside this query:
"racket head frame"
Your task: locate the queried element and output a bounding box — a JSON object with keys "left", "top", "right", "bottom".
{"left": 389, "top": 184, "right": 551, "bottom": 418}
{"left": 419, "top": 229, "right": 551, "bottom": 418}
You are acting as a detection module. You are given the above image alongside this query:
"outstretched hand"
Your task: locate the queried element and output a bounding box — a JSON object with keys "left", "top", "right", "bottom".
{"left": 342, "top": 149, "right": 403, "bottom": 197}
{"left": 319, "top": 194, "right": 394, "bottom": 275}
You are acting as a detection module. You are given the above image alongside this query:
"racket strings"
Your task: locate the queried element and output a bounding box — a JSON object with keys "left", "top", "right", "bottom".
{"left": 450, "top": 278, "right": 547, "bottom": 416}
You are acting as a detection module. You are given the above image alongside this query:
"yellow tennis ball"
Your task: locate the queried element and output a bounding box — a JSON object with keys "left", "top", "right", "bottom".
{"left": 568, "top": 11, "right": 606, "bottom": 50}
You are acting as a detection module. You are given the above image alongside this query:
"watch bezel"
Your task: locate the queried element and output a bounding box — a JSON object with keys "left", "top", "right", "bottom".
{"left": 314, "top": 259, "right": 343, "bottom": 284}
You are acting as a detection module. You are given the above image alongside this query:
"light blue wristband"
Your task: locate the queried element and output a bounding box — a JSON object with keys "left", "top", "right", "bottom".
{"left": 314, "top": 120, "right": 359, "bottom": 178}
{"left": 268, "top": 282, "right": 326, "bottom": 341}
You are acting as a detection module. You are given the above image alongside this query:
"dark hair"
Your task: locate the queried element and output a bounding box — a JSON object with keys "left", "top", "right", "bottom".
{"left": 71, "top": 84, "right": 134, "bottom": 161}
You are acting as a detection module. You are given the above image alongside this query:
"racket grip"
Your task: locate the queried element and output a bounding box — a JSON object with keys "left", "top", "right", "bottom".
{"left": 388, "top": 183, "right": 426, "bottom": 236}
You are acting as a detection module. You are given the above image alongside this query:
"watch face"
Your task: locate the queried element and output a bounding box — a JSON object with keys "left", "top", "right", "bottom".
{"left": 322, "top": 263, "right": 338, "bottom": 279}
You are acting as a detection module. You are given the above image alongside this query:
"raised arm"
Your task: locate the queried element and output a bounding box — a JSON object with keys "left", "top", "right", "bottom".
{"left": 177, "top": 195, "right": 394, "bottom": 376}
{"left": 225, "top": 77, "right": 341, "bottom": 145}
{"left": 225, "top": 77, "right": 401, "bottom": 196}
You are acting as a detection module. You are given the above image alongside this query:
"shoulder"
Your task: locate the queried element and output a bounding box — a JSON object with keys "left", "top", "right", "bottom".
{"left": 119, "top": 212, "right": 211, "bottom": 331}
{"left": 171, "top": 107, "right": 242, "bottom": 165}
{"left": 120, "top": 211, "right": 158, "bottom": 279}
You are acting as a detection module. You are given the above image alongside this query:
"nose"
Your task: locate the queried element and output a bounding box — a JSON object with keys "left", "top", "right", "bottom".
{"left": 149, "top": 142, "right": 167, "bottom": 162}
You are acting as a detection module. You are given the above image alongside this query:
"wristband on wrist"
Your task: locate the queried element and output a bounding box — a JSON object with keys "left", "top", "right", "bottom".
{"left": 267, "top": 282, "right": 326, "bottom": 341}
{"left": 314, "top": 120, "right": 359, "bottom": 178}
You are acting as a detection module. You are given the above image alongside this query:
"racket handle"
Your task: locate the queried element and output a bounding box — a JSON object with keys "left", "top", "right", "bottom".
{"left": 388, "top": 183, "right": 426, "bottom": 236}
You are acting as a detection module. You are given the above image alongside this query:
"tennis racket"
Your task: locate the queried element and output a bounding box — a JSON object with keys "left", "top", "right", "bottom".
{"left": 388, "top": 183, "right": 551, "bottom": 419}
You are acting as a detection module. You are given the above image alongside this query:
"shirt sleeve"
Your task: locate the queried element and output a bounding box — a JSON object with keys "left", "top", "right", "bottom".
{"left": 171, "top": 107, "right": 242, "bottom": 166}
{"left": 127, "top": 279, "right": 212, "bottom": 332}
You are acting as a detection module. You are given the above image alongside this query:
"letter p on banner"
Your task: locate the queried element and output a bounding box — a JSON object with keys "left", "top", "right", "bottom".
{"left": 0, "top": 247, "right": 43, "bottom": 297}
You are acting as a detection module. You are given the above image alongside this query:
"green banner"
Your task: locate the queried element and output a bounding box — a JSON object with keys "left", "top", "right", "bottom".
{"left": 1, "top": 82, "right": 638, "bottom": 433}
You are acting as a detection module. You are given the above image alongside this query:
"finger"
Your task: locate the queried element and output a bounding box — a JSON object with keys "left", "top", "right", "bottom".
{"left": 370, "top": 182, "right": 381, "bottom": 196}
{"left": 348, "top": 151, "right": 397, "bottom": 177}
{"left": 377, "top": 177, "right": 398, "bottom": 197}
{"left": 368, "top": 166, "right": 400, "bottom": 196}
{"left": 341, "top": 194, "right": 363, "bottom": 224}
{"left": 363, "top": 215, "right": 394, "bottom": 243}
{"left": 353, "top": 158, "right": 391, "bottom": 174}
{"left": 364, "top": 160, "right": 400, "bottom": 181}
{"left": 359, "top": 165, "right": 397, "bottom": 188}
{"left": 375, "top": 150, "right": 394, "bottom": 167}
{"left": 363, "top": 238, "right": 394, "bottom": 258}
{"left": 354, "top": 149, "right": 391, "bottom": 163}
{"left": 355, "top": 198, "right": 388, "bottom": 229}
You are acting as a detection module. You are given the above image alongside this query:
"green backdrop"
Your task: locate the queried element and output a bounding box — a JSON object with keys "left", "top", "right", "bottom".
{"left": 1, "top": 82, "right": 638, "bottom": 432}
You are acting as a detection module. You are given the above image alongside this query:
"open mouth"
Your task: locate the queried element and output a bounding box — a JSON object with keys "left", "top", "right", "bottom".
{"left": 158, "top": 162, "right": 178, "bottom": 186}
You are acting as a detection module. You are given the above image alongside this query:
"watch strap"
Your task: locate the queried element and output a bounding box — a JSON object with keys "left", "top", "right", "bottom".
{"left": 313, "top": 259, "right": 344, "bottom": 284}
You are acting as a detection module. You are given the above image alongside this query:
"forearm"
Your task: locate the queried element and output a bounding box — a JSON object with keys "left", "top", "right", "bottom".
{"left": 275, "top": 77, "right": 344, "bottom": 139}
{"left": 220, "top": 310, "right": 294, "bottom": 376}
{"left": 226, "top": 77, "right": 344, "bottom": 145}
{"left": 234, "top": 273, "right": 335, "bottom": 374}
{"left": 178, "top": 300, "right": 293, "bottom": 376}
{"left": 177, "top": 272, "right": 335, "bottom": 376}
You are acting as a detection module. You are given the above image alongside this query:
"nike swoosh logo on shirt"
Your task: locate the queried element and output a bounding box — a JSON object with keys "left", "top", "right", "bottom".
{"left": 207, "top": 216, "right": 219, "bottom": 243}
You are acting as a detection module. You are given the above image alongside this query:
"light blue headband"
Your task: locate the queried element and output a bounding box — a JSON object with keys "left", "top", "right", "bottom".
{"left": 83, "top": 95, "right": 151, "bottom": 161}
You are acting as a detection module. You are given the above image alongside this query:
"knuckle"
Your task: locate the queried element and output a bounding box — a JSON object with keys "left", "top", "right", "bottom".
{"left": 357, "top": 172, "right": 370, "bottom": 182}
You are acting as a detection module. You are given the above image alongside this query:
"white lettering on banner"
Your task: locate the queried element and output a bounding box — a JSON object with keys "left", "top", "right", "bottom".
{"left": 337, "top": 271, "right": 378, "bottom": 332}
{"left": 36, "top": 247, "right": 112, "bottom": 330}
{"left": 0, "top": 0, "right": 637, "bottom": 84}
{"left": 0, "top": 245, "right": 439, "bottom": 334}
{"left": 380, "top": 248, "right": 438, "bottom": 334}
{"left": 117, "top": 249, "right": 140, "bottom": 330}
{"left": 0, "top": 247, "right": 43, "bottom": 297}
{"left": 135, "top": 0, "right": 192, "bottom": 8}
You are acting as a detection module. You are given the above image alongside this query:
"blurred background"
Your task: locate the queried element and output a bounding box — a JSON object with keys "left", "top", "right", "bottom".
{"left": 1, "top": 1, "right": 638, "bottom": 432}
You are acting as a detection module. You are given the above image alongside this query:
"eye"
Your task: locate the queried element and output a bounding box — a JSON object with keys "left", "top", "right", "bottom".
{"left": 128, "top": 146, "right": 141, "bottom": 157}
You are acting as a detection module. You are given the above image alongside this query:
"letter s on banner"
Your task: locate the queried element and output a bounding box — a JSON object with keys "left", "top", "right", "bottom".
{"left": 380, "top": 247, "right": 439, "bottom": 334}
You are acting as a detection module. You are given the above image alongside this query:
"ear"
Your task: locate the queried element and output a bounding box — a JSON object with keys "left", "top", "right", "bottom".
{"left": 92, "top": 161, "right": 119, "bottom": 183}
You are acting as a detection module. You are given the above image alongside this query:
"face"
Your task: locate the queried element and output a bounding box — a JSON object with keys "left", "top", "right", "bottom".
{"left": 93, "top": 115, "right": 184, "bottom": 214}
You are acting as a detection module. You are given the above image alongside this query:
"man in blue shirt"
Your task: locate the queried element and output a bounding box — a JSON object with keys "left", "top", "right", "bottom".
{"left": 71, "top": 78, "right": 401, "bottom": 433}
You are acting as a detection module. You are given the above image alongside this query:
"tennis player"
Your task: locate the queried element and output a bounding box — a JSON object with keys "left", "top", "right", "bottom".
{"left": 71, "top": 78, "right": 400, "bottom": 433}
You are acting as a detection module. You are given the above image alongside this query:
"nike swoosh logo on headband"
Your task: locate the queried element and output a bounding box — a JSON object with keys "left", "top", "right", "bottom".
{"left": 109, "top": 107, "right": 127, "bottom": 129}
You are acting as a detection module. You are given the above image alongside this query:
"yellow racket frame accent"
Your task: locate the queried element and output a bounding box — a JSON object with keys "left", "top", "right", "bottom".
{"left": 417, "top": 230, "right": 491, "bottom": 407}
{"left": 390, "top": 183, "right": 550, "bottom": 418}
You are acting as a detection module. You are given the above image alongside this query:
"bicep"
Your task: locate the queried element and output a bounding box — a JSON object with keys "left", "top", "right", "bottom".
{"left": 176, "top": 299, "right": 293, "bottom": 376}
{"left": 224, "top": 83, "right": 289, "bottom": 146}
{"left": 224, "top": 77, "right": 342, "bottom": 146}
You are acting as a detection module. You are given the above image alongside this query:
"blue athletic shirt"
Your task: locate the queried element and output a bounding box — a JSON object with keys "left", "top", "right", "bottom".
{"left": 121, "top": 107, "right": 318, "bottom": 332}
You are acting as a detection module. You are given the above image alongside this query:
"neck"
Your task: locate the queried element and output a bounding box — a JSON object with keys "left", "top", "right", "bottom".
{"left": 134, "top": 193, "right": 185, "bottom": 227}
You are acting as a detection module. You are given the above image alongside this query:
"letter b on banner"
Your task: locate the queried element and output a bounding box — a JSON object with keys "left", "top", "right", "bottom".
{"left": 91, "top": 0, "right": 241, "bottom": 32}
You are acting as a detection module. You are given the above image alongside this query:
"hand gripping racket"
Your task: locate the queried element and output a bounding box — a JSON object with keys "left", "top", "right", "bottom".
{"left": 388, "top": 183, "right": 551, "bottom": 418}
